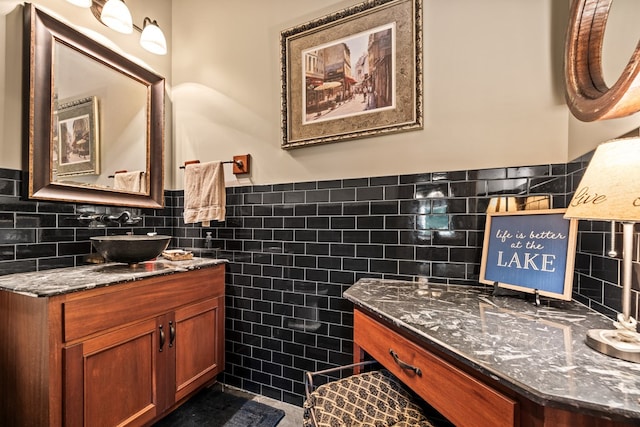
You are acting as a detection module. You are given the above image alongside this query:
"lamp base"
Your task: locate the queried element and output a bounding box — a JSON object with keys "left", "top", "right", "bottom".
{"left": 585, "top": 329, "right": 640, "bottom": 363}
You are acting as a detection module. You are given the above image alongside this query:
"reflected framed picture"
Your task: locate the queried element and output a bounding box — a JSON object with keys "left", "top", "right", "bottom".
{"left": 280, "top": 0, "right": 423, "bottom": 149}
{"left": 54, "top": 96, "right": 100, "bottom": 177}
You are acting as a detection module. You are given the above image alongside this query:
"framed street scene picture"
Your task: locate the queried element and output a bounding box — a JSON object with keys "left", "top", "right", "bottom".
{"left": 54, "top": 96, "right": 100, "bottom": 177}
{"left": 280, "top": 0, "right": 423, "bottom": 149}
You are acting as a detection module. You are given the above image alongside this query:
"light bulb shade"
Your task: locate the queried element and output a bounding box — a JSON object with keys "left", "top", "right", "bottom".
{"left": 564, "top": 137, "right": 640, "bottom": 222}
{"left": 140, "top": 19, "right": 167, "bottom": 55}
{"left": 66, "top": 0, "right": 92, "bottom": 7}
{"left": 100, "top": 0, "right": 133, "bottom": 34}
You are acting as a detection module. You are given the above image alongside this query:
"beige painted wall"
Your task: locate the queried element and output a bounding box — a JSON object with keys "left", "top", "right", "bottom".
{"left": 170, "top": 0, "right": 640, "bottom": 190}
{"left": 2, "top": 1, "right": 640, "bottom": 193}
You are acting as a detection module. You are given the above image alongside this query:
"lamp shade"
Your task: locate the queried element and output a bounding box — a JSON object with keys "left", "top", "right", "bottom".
{"left": 564, "top": 137, "right": 640, "bottom": 221}
{"left": 100, "top": 0, "right": 133, "bottom": 34}
{"left": 140, "top": 18, "right": 167, "bottom": 55}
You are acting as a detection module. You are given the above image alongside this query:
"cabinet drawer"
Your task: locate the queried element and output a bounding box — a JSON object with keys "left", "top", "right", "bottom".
{"left": 354, "top": 309, "right": 517, "bottom": 427}
{"left": 63, "top": 265, "right": 224, "bottom": 342}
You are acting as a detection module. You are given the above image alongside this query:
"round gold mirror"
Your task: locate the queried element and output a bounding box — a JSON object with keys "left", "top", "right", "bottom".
{"left": 565, "top": 0, "right": 640, "bottom": 121}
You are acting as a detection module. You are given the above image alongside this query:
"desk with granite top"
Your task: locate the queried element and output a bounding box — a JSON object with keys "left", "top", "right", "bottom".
{"left": 344, "top": 279, "right": 640, "bottom": 427}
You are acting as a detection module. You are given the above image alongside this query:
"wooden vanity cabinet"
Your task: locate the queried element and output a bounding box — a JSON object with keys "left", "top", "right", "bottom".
{"left": 64, "top": 316, "right": 166, "bottom": 427}
{"left": 0, "top": 264, "right": 225, "bottom": 427}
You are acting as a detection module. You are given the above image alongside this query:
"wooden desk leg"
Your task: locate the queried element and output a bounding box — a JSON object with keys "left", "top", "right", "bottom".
{"left": 353, "top": 341, "right": 365, "bottom": 374}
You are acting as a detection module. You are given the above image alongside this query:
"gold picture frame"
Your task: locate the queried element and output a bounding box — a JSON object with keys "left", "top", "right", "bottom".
{"left": 280, "top": 0, "right": 423, "bottom": 149}
{"left": 54, "top": 96, "right": 100, "bottom": 177}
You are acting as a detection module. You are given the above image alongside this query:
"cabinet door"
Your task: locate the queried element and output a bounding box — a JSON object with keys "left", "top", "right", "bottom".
{"left": 174, "top": 296, "right": 224, "bottom": 402}
{"left": 64, "top": 316, "right": 170, "bottom": 427}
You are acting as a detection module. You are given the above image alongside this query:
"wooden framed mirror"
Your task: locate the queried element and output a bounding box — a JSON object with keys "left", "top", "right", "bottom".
{"left": 24, "top": 3, "right": 165, "bottom": 208}
{"left": 565, "top": 0, "right": 640, "bottom": 121}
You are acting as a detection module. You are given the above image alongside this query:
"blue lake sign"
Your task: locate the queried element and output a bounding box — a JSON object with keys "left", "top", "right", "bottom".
{"left": 480, "top": 209, "right": 578, "bottom": 300}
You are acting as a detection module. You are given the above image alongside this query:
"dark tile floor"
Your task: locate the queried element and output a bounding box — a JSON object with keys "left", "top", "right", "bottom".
{"left": 249, "top": 391, "right": 303, "bottom": 426}
{"left": 153, "top": 384, "right": 303, "bottom": 427}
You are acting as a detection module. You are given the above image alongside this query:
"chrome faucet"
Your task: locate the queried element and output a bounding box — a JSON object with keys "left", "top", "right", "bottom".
{"left": 108, "top": 211, "right": 132, "bottom": 224}
{"left": 78, "top": 211, "right": 142, "bottom": 225}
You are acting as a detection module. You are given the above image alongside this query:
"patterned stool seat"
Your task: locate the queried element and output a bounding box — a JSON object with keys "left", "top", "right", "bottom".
{"left": 303, "top": 369, "right": 434, "bottom": 427}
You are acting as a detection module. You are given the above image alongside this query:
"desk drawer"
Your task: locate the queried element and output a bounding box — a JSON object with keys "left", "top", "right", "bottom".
{"left": 354, "top": 309, "right": 517, "bottom": 427}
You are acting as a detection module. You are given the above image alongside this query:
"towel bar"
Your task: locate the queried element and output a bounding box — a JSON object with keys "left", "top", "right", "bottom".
{"left": 179, "top": 155, "right": 251, "bottom": 175}
{"left": 108, "top": 169, "right": 128, "bottom": 178}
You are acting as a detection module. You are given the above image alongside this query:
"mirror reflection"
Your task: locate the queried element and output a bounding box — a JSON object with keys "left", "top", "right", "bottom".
{"left": 601, "top": 0, "right": 640, "bottom": 87}
{"left": 53, "top": 41, "right": 148, "bottom": 191}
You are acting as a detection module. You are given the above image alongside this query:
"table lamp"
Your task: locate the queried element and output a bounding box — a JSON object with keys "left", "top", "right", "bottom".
{"left": 564, "top": 137, "right": 640, "bottom": 363}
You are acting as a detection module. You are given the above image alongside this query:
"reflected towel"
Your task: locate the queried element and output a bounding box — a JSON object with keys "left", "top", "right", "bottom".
{"left": 114, "top": 171, "right": 146, "bottom": 193}
{"left": 183, "top": 161, "right": 225, "bottom": 226}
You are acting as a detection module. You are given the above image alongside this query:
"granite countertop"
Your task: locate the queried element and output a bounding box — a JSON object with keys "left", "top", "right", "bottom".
{"left": 344, "top": 278, "right": 640, "bottom": 420}
{"left": 0, "top": 257, "right": 227, "bottom": 298}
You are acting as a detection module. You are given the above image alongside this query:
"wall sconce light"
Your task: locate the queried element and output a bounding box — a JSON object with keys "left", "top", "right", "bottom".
{"left": 564, "top": 137, "right": 640, "bottom": 363}
{"left": 98, "top": 0, "right": 133, "bottom": 34}
{"left": 139, "top": 18, "right": 167, "bottom": 56}
{"left": 65, "top": 0, "right": 167, "bottom": 55}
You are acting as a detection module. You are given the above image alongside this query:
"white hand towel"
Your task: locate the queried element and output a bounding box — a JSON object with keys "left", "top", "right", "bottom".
{"left": 114, "top": 171, "right": 146, "bottom": 193}
{"left": 183, "top": 161, "right": 226, "bottom": 226}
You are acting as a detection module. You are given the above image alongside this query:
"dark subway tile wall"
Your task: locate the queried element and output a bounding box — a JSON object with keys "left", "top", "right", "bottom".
{"left": 172, "top": 164, "right": 577, "bottom": 405}
{"left": 0, "top": 173, "right": 176, "bottom": 275}
{"left": 0, "top": 156, "right": 633, "bottom": 407}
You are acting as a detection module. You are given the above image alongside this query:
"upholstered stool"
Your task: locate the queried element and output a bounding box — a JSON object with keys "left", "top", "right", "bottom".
{"left": 303, "top": 368, "right": 434, "bottom": 427}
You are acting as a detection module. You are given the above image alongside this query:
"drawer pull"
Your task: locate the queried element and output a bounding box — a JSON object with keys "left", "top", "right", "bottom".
{"left": 169, "top": 321, "right": 176, "bottom": 347}
{"left": 159, "top": 325, "right": 165, "bottom": 352}
{"left": 389, "top": 349, "right": 422, "bottom": 376}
